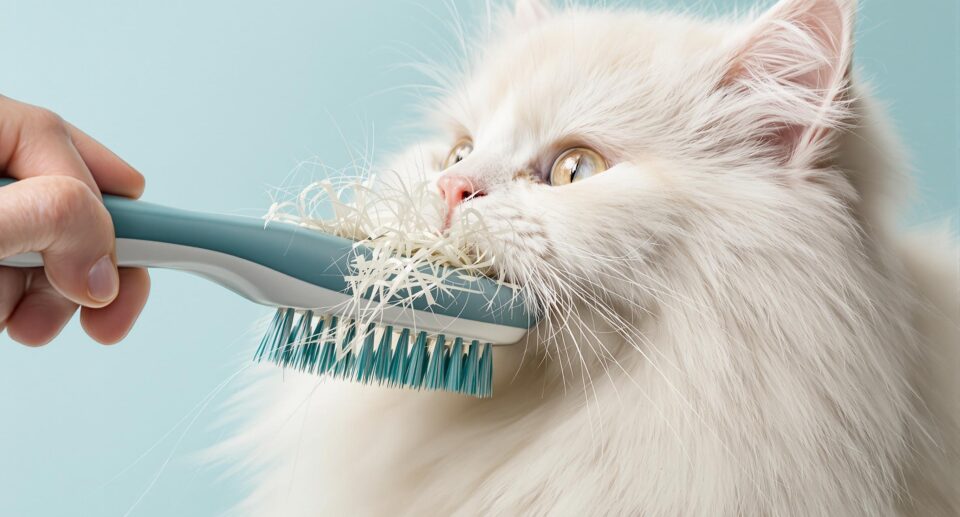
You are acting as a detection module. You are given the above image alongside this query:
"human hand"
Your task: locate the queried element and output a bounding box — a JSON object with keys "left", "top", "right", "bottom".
{"left": 0, "top": 95, "right": 150, "bottom": 345}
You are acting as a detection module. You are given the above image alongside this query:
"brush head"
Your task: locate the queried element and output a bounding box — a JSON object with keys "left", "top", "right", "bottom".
{"left": 254, "top": 309, "right": 495, "bottom": 397}
{"left": 246, "top": 227, "right": 534, "bottom": 397}
{"left": 248, "top": 198, "right": 535, "bottom": 397}
{"left": 245, "top": 223, "right": 537, "bottom": 397}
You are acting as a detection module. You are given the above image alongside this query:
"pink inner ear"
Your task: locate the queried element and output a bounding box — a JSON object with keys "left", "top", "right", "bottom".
{"left": 721, "top": 0, "right": 852, "bottom": 164}
{"left": 728, "top": 0, "right": 849, "bottom": 91}
{"left": 788, "top": 0, "right": 847, "bottom": 91}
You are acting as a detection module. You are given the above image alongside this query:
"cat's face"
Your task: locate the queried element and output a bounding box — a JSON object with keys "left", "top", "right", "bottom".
{"left": 387, "top": 0, "right": 854, "bottom": 325}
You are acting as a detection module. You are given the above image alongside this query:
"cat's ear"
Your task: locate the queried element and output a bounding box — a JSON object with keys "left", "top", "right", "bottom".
{"left": 513, "top": 0, "right": 552, "bottom": 30}
{"left": 721, "top": 0, "right": 856, "bottom": 166}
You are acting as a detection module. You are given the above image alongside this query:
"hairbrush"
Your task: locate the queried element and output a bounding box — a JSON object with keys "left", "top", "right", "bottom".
{"left": 0, "top": 178, "right": 534, "bottom": 397}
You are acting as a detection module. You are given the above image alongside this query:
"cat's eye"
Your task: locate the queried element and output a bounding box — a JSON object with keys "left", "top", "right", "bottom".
{"left": 549, "top": 147, "right": 607, "bottom": 186}
{"left": 443, "top": 139, "right": 473, "bottom": 169}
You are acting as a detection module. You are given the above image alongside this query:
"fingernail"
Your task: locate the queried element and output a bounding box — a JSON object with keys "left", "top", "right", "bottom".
{"left": 87, "top": 255, "right": 119, "bottom": 303}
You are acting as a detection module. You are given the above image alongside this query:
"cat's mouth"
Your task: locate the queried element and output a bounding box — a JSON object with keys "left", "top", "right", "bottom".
{"left": 443, "top": 215, "right": 544, "bottom": 293}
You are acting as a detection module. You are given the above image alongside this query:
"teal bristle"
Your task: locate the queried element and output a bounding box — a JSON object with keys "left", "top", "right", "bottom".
{"left": 388, "top": 328, "right": 410, "bottom": 386}
{"left": 271, "top": 309, "right": 296, "bottom": 364}
{"left": 405, "top": 331, "right": 428, "bottom": 388}
{"left": 299, "top": 314, "right": 323, "bottom": 372}
{"left": 285, "top": 310, "right": 313, "bottom": 368}
{"left": 478, "top": 343, "right": 493, "bottom": 397}
{"left": 423, "top": 335, "right": 447, "bottom": 390}
{"left": 444, "top": 337, "right": 464, "bottom": 393}
{"left": 332, "top": 322, "right": 357, "bottom": 378}
{"left": 356, "top": 325, "right": 376, "bottom": 383}
{"left": 253, "top": 309, "right": 496, "bottom": 397}
{"left": 317, "top": 316, "right": 339, "bottom": 374}
{"left": 372, "top": 326, "right": 392, "bottom": 381}
{"left": 462, "top": 340, "right": 480, "bottom": 395}
{"left": 254, "top": 309, "right": 284, "bottom": 361}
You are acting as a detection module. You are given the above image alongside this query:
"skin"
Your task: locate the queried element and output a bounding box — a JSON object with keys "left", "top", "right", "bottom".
{"left": 0, "top": 95, "right": 150, "bottom": 346}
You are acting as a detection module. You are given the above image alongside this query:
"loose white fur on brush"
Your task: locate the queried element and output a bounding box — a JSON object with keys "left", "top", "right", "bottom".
{"left": 218, "top": 0, "right": 959, "bottom": 515}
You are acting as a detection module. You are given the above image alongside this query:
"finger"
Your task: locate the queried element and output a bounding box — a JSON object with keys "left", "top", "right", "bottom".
{"left": 80, "top": 268, "right": 150, "bottom": 345}
{"left": 0, "top": 176, "right": 119, "bottom": 307}
{"left": 66, "top": 123, "right": 144, "bottom": 199}
{"left": 0, "top": 100, "right": 101, "bottom": 199}
{"left": 5, "top": 272, "right": 78, "bottom": 346}
{"left": 0, "top": 266, "right": 29, "bottom": 333}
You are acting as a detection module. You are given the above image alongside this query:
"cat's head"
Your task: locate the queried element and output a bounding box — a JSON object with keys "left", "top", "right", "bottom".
{"left": 384, "top": 0, "right": 859, "bottom": 338}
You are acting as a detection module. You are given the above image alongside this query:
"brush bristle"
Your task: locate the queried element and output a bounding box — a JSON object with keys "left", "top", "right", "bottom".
{"left": 254, "top": 308, "right": 494, "bottom": 398}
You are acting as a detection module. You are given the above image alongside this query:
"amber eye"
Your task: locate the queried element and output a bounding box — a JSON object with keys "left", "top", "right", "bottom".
{"left": 443, "top": 139, "right": 474, "bottom": 169}
{"left": 549, "top": 147, "right": 607, "bottom": 186}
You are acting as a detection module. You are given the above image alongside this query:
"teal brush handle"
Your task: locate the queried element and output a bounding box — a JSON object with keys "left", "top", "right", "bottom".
{"left": 0, "top": 178, "right": 533, "bottom": 335}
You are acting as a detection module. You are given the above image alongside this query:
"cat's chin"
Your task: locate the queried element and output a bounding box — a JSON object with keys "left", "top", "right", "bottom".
{"left": 449, "top": 200, "right": 552, "bottom": 276}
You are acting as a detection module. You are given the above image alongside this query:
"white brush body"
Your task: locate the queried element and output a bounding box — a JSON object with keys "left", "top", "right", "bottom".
{"left": 0, "top": 240, "right": 527, "bottom": 344}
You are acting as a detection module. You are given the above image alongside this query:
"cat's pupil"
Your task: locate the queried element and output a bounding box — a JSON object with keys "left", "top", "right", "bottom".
{"left": 566, "top": 155, "right": 581, "bottom": 180}
{"left": 443, "top": 141, "right": 474, "bottom": 169}
{"left": 454, "top": 144, "right": 472, "bottom": 163}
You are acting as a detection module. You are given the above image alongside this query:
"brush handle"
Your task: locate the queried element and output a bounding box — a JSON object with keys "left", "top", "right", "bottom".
{"left": 0, "top": 178, "right": 533, "bottom": 334}
{"left": 0, "top": 177, "right": 359, "bottom": 299}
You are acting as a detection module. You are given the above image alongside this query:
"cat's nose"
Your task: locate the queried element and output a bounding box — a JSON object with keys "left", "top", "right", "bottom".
{"left": 437, "top": 174, "right": 485, "bottom": 229}
{"left": 438, "top": 174, "right": 485, "bottom": 212}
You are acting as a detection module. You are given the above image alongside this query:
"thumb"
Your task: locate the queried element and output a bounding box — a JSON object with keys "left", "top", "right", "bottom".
{"left": 0, "top": 176, "right": 119, "bottom": 307}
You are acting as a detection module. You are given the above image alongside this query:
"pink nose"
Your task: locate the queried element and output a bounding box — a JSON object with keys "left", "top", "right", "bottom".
{"left": 437, "top": 174, "right": 485, "bottom": 219}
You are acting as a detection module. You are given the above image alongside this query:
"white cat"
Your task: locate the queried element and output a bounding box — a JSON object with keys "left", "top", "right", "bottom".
{"left": 220, "top": 0, "right": 959, "bottom": 515}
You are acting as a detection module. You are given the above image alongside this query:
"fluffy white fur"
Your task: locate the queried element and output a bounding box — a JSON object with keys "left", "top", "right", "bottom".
{"left": 220, "top": 1, "right": 959, "bottom": 515}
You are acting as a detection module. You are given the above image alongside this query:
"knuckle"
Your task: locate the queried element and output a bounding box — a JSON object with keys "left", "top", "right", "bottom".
{"left": 29, "top": 107, "right": 67, "bottom": 134}
{"left": 41, "top": 176, "right": 103, "bottom": 234}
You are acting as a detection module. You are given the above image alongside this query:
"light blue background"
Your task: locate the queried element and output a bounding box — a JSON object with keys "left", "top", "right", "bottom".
{"left": 0, "top": 1, "right": 956, "bottom": 515}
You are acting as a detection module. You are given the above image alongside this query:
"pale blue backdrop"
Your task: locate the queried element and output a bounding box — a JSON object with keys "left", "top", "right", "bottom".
{"left": 0, "top": 1, "right": 956, "bottom": 515}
